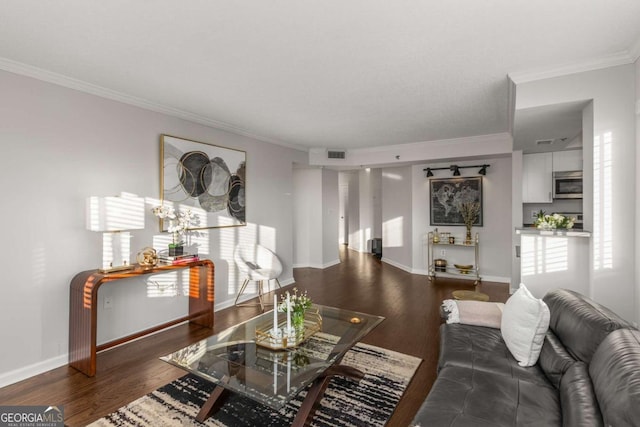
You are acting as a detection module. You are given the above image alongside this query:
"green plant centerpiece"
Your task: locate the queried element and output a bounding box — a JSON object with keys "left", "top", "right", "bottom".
{"left": 534, "top": 211, "right": 575, "bottom": 230}
{"left": 459, "top": 201, "right": 480, "bottom": 244}
{"left": 278, "top": 288, "right": 312, "bottom": 337}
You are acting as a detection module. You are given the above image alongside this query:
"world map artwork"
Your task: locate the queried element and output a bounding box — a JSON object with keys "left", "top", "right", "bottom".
{"left": 430, "top": 177, "right": 482, "bottom": 226}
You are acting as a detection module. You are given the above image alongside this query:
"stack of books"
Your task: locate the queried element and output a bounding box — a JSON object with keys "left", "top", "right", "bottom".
{"left": 158, "top": 252, "right": 200, "bottom": 265}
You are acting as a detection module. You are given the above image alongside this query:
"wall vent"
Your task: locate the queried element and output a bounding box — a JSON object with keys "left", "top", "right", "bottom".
{"left": 327, "top": 150, "right": 346, "bottom": 159}
{"left": 535, "top": 139, "right": 554, "bottom": 146}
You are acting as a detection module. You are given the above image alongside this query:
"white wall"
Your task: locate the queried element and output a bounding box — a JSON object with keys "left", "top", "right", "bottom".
{"left": 412, "top": 157, "right": 513, "bottom": 282}
{"left": 381, "top": 166, "right": 413, "bottom": 271}
{"left": 322, "top": 169, "right": 340, "bottom": 266}
{"left": 516, "top": 65, "right": 636, "bottom": 322}
{"left": 292, "top": 168, "right": 339, "bottom": 268}
{"left": 371, "top": 169, "right": 383, "bottom": 239}
{"left": 293, "top": 169, "right": 320, "bottom": 267}
{"left": 347, "top": 172, "right": 361, "bottom": 252}
{"left": 358, "top": 169, "right": 373, "bottom": 252}
{"left": 635, "top": 57, "right": 640, "bottom": 326}
{"left": 511, "top": 151, "right": 523, "bottom": 287}
{"left": 0, "top": 69, "right": 306, "bottom": 386}
{"left": 357, "top": 168, "right": 383, "bottom": 253}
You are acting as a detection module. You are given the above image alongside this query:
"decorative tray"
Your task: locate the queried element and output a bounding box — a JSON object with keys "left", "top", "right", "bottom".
{"left": 255, "top": 309, "right": 322, "bottom": 350}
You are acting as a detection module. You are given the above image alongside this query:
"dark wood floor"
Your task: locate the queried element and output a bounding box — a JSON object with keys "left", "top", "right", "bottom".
{"left": 0, "top": 245, "right": 509, "bottom": 426}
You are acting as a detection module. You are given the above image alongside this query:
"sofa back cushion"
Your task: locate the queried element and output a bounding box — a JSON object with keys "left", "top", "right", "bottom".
{"left": 538, "top": 329, "right": 576, "bottom": 388}
{"left": 559, "top": 361, "right": 603, "bottom": 427}
{"left": 543, "top": 289, "right": 631, "bottom": 363}
{"left": 589, "top": 329, "right": 640, "bottom": 427}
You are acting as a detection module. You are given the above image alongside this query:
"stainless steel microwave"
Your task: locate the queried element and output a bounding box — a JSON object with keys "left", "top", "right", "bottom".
{"left": 553, "top": 171, "right": 583, "bottom": 199}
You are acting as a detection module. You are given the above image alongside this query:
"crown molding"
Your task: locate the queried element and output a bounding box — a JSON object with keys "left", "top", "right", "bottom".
{"left": 347, "top": 132, "right": 513, "bottom": 154}
{"left": 0, "top": 56, "right": 307, "bottom": 152}
{"left": 508, "top": 51, "right": 635, "bottom": 84}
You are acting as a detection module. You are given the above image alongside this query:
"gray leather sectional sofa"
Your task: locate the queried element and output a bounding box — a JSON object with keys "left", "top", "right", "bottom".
{"left": 411, "top": 289, "right": 640, "bottom": 426}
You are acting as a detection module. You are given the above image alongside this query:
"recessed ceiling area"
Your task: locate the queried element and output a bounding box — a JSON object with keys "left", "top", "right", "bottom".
{"left": 513, "top": 101, "right": 589, "bottom": 154}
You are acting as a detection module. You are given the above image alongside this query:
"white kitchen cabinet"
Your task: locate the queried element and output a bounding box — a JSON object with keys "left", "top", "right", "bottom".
{"left": 523, "top": 152, "right": 553, "bottom": 203}
{"left": 552, "top": 150, "right": 582, "bottom": 172}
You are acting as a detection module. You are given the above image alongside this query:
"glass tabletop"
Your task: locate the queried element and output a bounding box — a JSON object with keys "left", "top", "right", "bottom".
{"left": 160, "top": 304, "right": 384, "bottom": 410}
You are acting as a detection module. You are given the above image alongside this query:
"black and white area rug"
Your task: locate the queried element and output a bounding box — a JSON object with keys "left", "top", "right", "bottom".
{"left": 89, "top": 342, "right": 421, "bottom": 427}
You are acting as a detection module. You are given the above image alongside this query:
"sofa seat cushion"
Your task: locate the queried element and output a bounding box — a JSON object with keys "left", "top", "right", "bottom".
{"left": 438, "top": 324, "right": 549, "bottom": 386}
{"left": 411, "top": 365, "right": 561, "bottom": 427}
{"left": 589, "top": 328, "right": 640, "bottom": 426}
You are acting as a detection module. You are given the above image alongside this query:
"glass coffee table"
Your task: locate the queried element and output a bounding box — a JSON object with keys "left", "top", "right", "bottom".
{"left": 161, "top": 304, "right": 384, "bottom": 426}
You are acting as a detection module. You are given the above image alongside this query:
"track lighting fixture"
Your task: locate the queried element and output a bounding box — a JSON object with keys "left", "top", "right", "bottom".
{"left": 423, "top": 164, "right": 490, "bottom": 178}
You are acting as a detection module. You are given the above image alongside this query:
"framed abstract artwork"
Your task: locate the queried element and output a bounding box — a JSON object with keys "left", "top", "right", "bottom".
{"left": 429, "top": 177, "right": 483, "bottom": 226}
{"left": 160, "top": 134, "right": 246, "bottom": 229}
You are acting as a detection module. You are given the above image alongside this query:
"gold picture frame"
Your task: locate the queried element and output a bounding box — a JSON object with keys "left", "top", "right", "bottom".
{"left": 160, "top": 134, "right": 246, "bottom": 229}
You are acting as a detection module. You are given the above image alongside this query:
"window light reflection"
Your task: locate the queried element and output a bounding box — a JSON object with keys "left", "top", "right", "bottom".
{"left": 521, "top": 235, "right": 569, "bottom": 276}
{"left": 593, "top": 131, "right": 613, "bottom": 270}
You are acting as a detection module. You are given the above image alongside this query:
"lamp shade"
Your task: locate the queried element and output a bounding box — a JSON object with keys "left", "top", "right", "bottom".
{"left": 86, "top": 195, "right": 145, "bottom": 232}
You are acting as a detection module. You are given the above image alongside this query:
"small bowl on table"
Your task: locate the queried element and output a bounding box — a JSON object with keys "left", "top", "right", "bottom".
{"left": 454, "top": 264, "right": 473, "bottom": 274}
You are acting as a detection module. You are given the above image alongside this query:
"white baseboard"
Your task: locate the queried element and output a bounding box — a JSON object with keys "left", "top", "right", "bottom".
{"left": 381, "top": 257, "right": 413, "bottom": 273}
{"left": 0, "top": 354, "right": 69, "bottom": 389}
{"left": 482, "top": 275, "right": 512, "bottom": 284}
{"left": 292, "top": 259, "right": 341, "bottom": 269}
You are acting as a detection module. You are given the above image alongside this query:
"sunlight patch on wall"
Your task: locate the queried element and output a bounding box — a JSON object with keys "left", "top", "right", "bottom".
{"left": 383, "top": 216, "right": 403, "bottom": 247}
{"left": 382, "top": 172, "right": 403, "bottom": 181}
{"left": 365, "top": 227, "right": 371, "bottom": 250}
{"left": 521, "top": 235, "right": 568, "bottom": 276}
{"left": 593, "top": 132, "right": 613, "bottom": 270}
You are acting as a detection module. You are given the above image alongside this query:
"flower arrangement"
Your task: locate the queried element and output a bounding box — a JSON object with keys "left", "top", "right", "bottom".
{"left": 534, "top": 210, "right": 575, "bottom": 230}
{"left": 278, "top": 288, "right": 312, "bottom": 333}
{"left": 278, "top": 288, "right": 312, "bottom": 315}
{"left": 152, "top": 205, "right": 195, "bottom": 246}
{"left": 459, "top": 201, "right": 480, "bottom": 243}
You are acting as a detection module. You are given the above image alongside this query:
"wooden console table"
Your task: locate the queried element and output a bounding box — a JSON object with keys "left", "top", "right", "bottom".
{"left": 69, "top": 259, "right": 214, "bottom": 377}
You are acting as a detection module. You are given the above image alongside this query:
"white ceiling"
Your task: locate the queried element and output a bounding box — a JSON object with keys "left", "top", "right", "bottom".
{"left": 1, "top": 1, "right": 639, "bottom": 152}
{"left": 514, "top": 101, "right": 588, "bottom": 154}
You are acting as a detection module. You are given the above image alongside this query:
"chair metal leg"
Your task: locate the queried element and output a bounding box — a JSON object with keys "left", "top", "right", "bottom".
{"left": 234, "top": 278, "right": 251, "bottom": 306}
{"left": 255, "top": 280, "right": 262, "bottom": 311}
{"left": 235, "top": 278, "right": 274, "bottom": 312}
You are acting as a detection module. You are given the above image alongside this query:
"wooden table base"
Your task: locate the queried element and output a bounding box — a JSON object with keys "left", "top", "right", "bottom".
{"left": 195, "top": 365, "right": 365, "bottom": 425}
{"left": 292, "top": 365, "right": 365, "bottom": 427}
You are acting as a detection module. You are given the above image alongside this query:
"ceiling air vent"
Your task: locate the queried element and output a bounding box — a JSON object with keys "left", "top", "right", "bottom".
{"left": 327, "top": 150, "right": 346, "bottom": 159}
{"left": 535, "top": 139, "right": 554, "bottom": 146}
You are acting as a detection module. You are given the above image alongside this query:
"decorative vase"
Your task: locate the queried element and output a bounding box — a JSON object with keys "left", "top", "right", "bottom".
{"left": 292, "top": 310, "right": 306, "bottom": 337}
{"left": 168, "top": 244, "right": 184, "bottom": 256}
{"left": 465, "top": 225, "right": 472, "bottom": 244}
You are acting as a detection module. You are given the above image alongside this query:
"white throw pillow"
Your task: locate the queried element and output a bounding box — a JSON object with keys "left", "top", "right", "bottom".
{"left": 501, "top": 283, "right": 550, "bottom": 367}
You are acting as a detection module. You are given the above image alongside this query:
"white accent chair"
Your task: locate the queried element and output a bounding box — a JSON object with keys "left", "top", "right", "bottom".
{"left": 234, "top": 243, "right": 283, "bottom": 310}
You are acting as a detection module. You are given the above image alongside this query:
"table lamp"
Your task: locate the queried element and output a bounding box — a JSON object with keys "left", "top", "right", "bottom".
{"left": 86, "top": 194, "right": 145, "bottom": 273}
